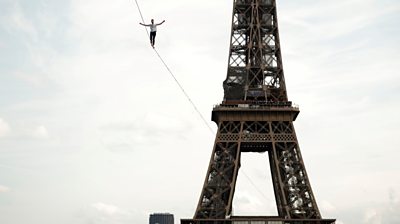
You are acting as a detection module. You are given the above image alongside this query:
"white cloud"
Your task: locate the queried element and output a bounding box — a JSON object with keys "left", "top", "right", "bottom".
{"left": 7, "top": 2, "right": 38, "bottom": 40}
{"left": 320, "top": 200, "right": 337, "bottom": 213}
{"left": 0, "top": 118, "right": 10, "bottom": 137}
{"left": 81, "top": 202, "right": 142, "bottom": 224}
{"left": 0, "top": 184, "right": 10, "bottom": 193}
{"left": 359, "top": 189, "right": 400, "bottom": 224}
{"left": 364, "top": 208, "right": 381, "bottom": 224}
{"left": 98, "top": 112, "right": 192, "bottom": 152}
{"left": 32, "top": 125, "right": 49, "bottom": 139}
{"left": 92, "top": 202, "right": 123, "bottom": 216}
{"left": 233, "top": 190, "right": 275, "bottom": 215}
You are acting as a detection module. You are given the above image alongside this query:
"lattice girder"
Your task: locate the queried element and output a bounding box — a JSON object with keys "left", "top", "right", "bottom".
{"left": 185, "top": 0, "right": 335, "bottom": 224}
{"left": 194, "top": 108, "right": 322, "bottom": 220}
{"left": 195, "top": 142, "right": 241, "bottom": 219}
{"left": 224, "top": 0, "right": 287, "bottom": 102}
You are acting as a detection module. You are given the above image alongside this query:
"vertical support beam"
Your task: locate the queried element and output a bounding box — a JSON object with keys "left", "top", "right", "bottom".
{"left": 269, "top": 121, "right": 289, "bottom": 217}
{"left": 194, "top": 121, "right": 242, "bottom": 219}
{"left": 225, "top": 121, "right": 246, "bottom": 216}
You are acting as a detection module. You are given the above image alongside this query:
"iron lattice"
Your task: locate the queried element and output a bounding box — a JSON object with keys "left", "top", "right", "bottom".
{"left": 182, "top": 1, "right": 335, "bottom": 224}
{"left": 223, "top": 0, "right": 287, "bottom": 102}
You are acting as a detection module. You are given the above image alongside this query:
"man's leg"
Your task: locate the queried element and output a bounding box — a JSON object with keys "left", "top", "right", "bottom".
{"left": 152, "top": 32, "right": 157, "bottom": 46}
{"left": 149, "top": 32, "right": 153, "bottom": 44}
{"left": 150, "top": 32, "right": 155, "bottom": 46}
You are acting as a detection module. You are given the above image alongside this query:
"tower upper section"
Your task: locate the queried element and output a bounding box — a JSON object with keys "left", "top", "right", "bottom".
{"left": 223, "top": 0, "right": 288, "bottom": 103}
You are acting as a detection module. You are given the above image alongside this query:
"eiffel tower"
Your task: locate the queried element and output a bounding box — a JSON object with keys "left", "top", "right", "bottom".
{"left": 181, "top": 0, "right": 335, "bottom": 224}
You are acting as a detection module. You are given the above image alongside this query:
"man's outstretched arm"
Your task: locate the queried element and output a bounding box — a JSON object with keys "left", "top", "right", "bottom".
{"left": 156, "top": 20, "right": 165, "bottom": 26}
{"left": 139, "top": 23, "right": 151, "bottom": 26}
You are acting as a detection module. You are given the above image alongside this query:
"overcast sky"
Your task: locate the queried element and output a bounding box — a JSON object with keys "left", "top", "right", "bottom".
{"left": 1, "top": 0, "right": 400, "bottom": 224}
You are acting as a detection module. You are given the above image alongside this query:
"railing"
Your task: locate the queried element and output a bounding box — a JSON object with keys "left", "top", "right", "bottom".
{"left": 214, "top": 101, "right": 299, "bottom": 109}
{"left": 181, "top": 218, "right": 336, "bottom": 224}
{"left": 236, "top": 0, "right": 273, "bottom": 5}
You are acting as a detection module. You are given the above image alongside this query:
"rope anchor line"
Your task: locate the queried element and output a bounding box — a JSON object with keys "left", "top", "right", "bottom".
{"left": 133, "top": 0, "right": 214, "bottom": 134}
{"left": 132, "top": 0, "right": 271, "bottom": 203}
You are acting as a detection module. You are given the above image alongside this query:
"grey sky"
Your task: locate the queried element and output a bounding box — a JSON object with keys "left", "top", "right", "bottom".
{"left": 1, "top": 0, "right": 400, "bottom": 224}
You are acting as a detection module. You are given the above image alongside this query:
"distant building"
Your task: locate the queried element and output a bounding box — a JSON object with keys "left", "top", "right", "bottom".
{"left": 149, "top": 213, "right": 174, "bottom": 224}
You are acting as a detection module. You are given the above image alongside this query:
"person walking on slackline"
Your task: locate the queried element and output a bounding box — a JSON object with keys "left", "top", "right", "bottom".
{"left": 139, "top": 19, "right": 165, "bottom": 48}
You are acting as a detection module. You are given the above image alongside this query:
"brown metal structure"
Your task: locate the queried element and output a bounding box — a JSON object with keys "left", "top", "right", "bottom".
{"left": 181, "top": 1, "right": 335, "bottom": 224}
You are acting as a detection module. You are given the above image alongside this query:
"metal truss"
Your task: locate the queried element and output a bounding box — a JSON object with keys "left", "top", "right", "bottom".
{"left": 224, "top": 0, "right": 287, "bottom": 102}
{"left": 183, "top": 0, "right": 335, "bottom": 224}
{"left": 194, "top": 114, "right": 322, "bottom": 220}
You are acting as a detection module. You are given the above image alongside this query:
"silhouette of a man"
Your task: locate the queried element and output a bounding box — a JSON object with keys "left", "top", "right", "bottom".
{"left": 140, "top": 19, "right": 165, "bottom": 48}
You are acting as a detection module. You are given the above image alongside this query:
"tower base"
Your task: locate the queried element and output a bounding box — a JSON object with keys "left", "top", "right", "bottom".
{"left": 181, "top": 217, "right": 336, "bottom": 224}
